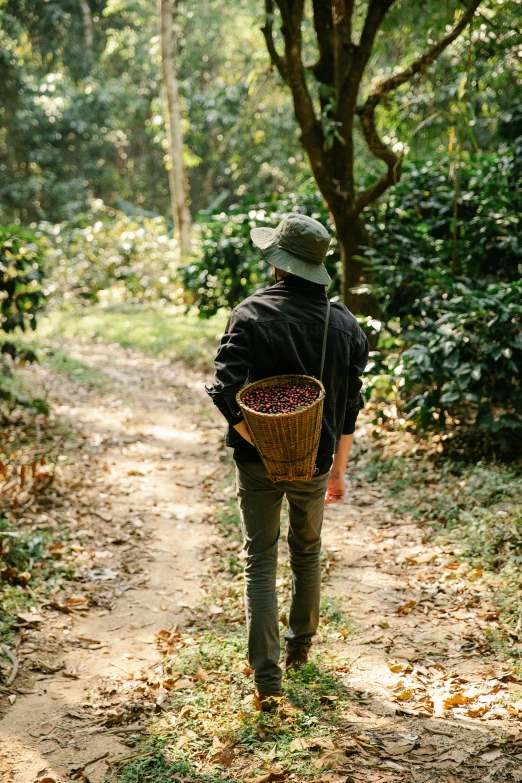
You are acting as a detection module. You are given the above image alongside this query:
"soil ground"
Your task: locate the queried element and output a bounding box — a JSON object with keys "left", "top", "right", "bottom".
{"left": 0, "top": 339, "right": 520, "bottom": 782}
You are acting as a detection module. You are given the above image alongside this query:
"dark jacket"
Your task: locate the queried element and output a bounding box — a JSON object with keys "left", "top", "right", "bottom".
{"left": 206, "top": 275, "right": 369, "bottom": 471}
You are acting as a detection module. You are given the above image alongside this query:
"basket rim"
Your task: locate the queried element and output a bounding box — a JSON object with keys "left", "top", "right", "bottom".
{"left": 236, "top": 374, "right": 325, "bottom": 420}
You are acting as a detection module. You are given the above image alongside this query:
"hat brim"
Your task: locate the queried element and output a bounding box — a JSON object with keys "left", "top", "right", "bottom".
{"left": 250, "top": 228, "right": 331, "bottom": 287}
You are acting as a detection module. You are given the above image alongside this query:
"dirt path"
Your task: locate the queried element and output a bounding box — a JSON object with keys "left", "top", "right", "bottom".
{"left": 0, "top": 343, "right": 225, "bottom": 782}
{"left": 0, "top": 339, "right": 520, "bottom": 782}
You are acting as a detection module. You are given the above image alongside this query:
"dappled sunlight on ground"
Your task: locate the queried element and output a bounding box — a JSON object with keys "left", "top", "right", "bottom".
{"left": 0, "top": 339, "right": 520, "bottom": 782}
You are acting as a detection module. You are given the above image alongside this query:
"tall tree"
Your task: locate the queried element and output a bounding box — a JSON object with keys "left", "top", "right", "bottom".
{"left": 158, "top": 0, "right": 192, "bottom": 254}
{"left": 261, "top": 0, "right": 482, "bottom": 311}
{"left": 79, "top": 0, "right": 94, "bottom": 51}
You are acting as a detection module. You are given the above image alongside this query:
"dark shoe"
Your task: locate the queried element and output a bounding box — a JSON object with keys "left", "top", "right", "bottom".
{"left": 285, "top": 648, "right": 308, "bottom": 674}
{"left": 254, "top": 688, "right": 282, "bottom": 713}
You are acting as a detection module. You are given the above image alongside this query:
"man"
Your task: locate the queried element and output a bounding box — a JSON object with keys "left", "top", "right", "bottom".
{"left": 206, "top": 212, "right": 368, "bottom": 711}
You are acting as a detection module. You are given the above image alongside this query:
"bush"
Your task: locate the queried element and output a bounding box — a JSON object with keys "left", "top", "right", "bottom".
{"left": 0, "top": 224, "right": 45, "bottom": 369}
{"left": 39, "top": 201, "right": 183, "bottom": 305}
{"left": 399, "top": 280, "right": 522, "bottom": 444}
{"left": 366, "top": 153, "right": 521, "bottom": 324}
{"left": 181, "top": 181, "right": 341, "bottom": 316}
{"left": 364, "top": 152, "right": 522, "bottom": 451}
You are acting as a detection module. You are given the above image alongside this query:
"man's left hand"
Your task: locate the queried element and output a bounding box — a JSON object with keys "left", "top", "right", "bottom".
{"left": 325, "top": 472, "right": 345, "bottom": 504}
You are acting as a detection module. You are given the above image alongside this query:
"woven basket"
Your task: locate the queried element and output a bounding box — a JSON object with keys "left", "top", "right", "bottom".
{"left": 236, "top": 374, "right": 325, "bottom": 482}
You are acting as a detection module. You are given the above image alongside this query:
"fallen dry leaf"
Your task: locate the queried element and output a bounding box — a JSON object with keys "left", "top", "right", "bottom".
{"left": 173, "top": 677, "right": 193, "bottom": 691}
{"left": 467, "top": 704, "right": 490, "bottom": 718}
{"left": 314, "top": 750, "right": 348, "bottom": 769}
{"left": 394, "top": 689, "right": 414, "bottom": 701}
{"left": 395, "top": 600, "right": 417, "bottom": 615}
{"left": 443, "top": 692, "right": 472, "bottom": 708}
{"left": 387, "top": 660, "right": 412, "bottom": 674}
{"left": 382, "top": 741, "right": 415, "bottom": 756}
{"left": 211, "top": 746, "right": 235, "bottom": 767}
{"left": 196, "top": 667, "right": 208, "bottom": 684}
{"left": 480, "top": 747, "right": 503, "bottom": 762}
{"left": 289, "top": 737, "right": 309, "bottom": 752}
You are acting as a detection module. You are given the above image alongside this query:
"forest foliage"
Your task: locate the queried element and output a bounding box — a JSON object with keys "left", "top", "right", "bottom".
{"left": 0, "top": 0, "right": 521, "bottom": 455}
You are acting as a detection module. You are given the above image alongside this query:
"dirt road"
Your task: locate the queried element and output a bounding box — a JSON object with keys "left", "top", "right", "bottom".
{"left": 0, "top": 340, "right": 520, "bottom": 782}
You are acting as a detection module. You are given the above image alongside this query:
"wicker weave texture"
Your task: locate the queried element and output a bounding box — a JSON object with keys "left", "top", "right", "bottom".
{"left": 236, "top": 374, "right": 325, "bottom": 482}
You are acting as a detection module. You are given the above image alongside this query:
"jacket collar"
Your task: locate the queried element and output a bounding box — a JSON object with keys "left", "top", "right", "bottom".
{"left": 271, "top": 274, "right": 327, "bottom": 297}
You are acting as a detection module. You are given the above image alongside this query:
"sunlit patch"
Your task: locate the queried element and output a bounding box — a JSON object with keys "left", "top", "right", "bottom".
{"left": 148, "top": 425, "right": 201, "bottom": 442}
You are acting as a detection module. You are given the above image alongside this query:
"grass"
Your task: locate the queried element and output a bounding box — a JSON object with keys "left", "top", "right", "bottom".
{"left": 43, "top": 346, "right": 109, "bottom": 389}
{"left": 35, "top": 305, "right": 227, "bottom": 371}
{"left": 113, "top": 634, "right": 352, "bottom": 783}
{"left": 0, "top": 368, "right": 78, "bottom": 647}
{"left": 0, "top": 515, "right": 75, "bottom": 645}
{"left": 110, "top": 481, "right": 357, "bottom": 783}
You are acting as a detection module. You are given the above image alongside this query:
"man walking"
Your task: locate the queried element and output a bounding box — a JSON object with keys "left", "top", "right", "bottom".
{"left": 206, "top": 213, "right": 368, "bottom": 711}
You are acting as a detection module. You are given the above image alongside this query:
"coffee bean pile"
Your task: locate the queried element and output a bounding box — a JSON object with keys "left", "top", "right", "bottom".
{"left": 241, "top": 382, "right": 320, "bottom": 415}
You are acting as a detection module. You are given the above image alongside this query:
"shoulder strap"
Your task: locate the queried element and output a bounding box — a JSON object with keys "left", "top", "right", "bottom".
{"left": 319, "top": 298, "right": 331, "bottom": 382}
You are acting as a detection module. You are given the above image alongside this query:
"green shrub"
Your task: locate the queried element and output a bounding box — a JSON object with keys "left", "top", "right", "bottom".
{"left": 399, "top": 280, "right": 522, "bottom": 444}
{"left": 39, "top": 201, "right": 183, "bottom": 305}
{"left": 0, "top": 224, "right": 45, "bottom": 371}
{"left": 365, "top": 152, "right": 522, "bottom": 450}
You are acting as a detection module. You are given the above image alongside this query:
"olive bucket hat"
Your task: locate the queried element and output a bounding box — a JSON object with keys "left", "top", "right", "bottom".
{"left": 250, "top": 212, "right": 332, "bottom": 286}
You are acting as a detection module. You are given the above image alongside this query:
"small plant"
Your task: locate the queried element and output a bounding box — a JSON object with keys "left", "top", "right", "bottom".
{"left": 0, "top": 224, "right": 46, "bottom": 368}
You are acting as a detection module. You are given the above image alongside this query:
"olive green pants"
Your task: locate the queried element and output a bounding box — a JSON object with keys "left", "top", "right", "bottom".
{"left": 235, "top": 461, "right": 329, "bottom": 692}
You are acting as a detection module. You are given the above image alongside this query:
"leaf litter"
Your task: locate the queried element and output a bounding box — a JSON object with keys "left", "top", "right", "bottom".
{"left": 0, "top": 340, "right": 520, "bottom": 783}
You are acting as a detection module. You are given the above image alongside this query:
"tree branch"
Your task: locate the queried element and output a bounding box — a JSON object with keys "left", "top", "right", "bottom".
{"left": 356, "top": 0, "right": 396, "bottom": 74}
{"left": 352, "top": 103, "right": 402, "bottom": 216}
{"left": 276, "top": 0, "right": 321, "bottom": 139}
{"left": 261, "top": 0, "right": 288, "bottom": 83}
{"left": 332, "top": 0, "right": 355, "bottom": 88}
{"left": 311, "top": 0, "right": 334, "bottom": 86}
{"left": 335, "top": 1, "right": 394, "bottom": 136}
{"left": 274, "top": 0, "right": 334, "bottom": 200}
{"left": 352, "top": 1, "right": 481, "bottom": 216}
{"left": 361, "top": 0, "right": 482, "bottom": 111}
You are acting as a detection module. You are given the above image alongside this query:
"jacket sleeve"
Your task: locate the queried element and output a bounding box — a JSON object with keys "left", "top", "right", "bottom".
{"left": 205, "top": 307, "right": 253, "bottom": 426}
{"left": 342, "top": 326, "right": 369, "bottom": 435}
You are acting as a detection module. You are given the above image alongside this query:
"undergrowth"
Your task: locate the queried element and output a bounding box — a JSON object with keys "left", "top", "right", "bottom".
{"left": 33, "top": 306, "right": 227, "bottom": 370}
{"left": 362, "top": 449, "right": 522, "bottom": 647}
{"left": 0, "top": 516, "right": 74, "bottom": 645}
{"left": 113, "top": 633, "right": 351, "bottom": 783}
{"left": 111, "top": 478, "right": 356, "bottom": 783}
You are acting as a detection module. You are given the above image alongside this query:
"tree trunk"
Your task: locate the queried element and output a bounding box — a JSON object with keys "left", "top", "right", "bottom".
{"left": 333, "top": 214, "right": 377, "bottom": 316}
{"left": 79, "top": 0, "right": 94, "bottom": 51}
{"left": 158, "top": 0, "right": 192, "bottom": 255}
